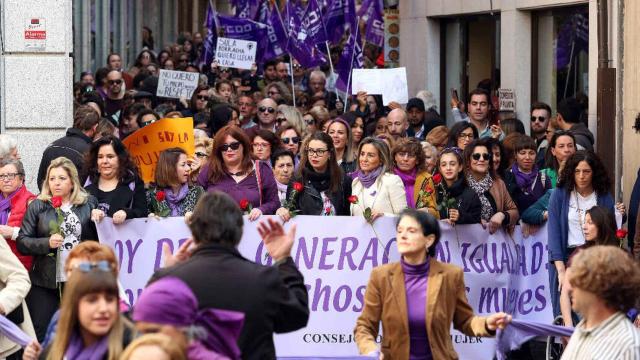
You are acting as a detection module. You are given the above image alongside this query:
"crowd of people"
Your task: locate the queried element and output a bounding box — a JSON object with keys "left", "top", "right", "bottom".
{"left": 0, "top": 30, "right": 637, "bottom": 359}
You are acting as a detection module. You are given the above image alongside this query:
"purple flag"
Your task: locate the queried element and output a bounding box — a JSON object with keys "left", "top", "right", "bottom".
{"left": 362, "top": 0, "right": 384, "bottom": 47}
{"left": 496, "top": 319, "right": 574, "bottom": 360}
{"left": 256, "top": 0, "right": 270, "bottom": 24}
{"left": 285, "top": 1, "right": 327, "bottom": 68}
{"left": 335, "top": 28, "right": 363, "bottom": 94}
{"left": 263, "top": 4, "right": 289, "bottom": 61}
{"left": 324, "top": 0, "right": 357, "bottom": 44}
{"left": 200, "top": 3, "right": 217, "bottom": 66}
{"left": 235, "top": 0, "right": 260, "bottom": 19}
{"left": 0, "top": 315, "right": 33, "bottom": 347}
{"left": 302, "top": 0, "right": 328, "bottom": 45}
{"left": 217, "top": 14, "right": 268, "bottom": 60}
{"left": 357, "top": 0, "right": 372, "bottom": 18}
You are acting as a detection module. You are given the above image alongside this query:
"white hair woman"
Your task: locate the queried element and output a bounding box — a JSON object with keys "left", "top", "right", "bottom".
{"left": 0, "top": 135, "right": 20, "bottom": 161}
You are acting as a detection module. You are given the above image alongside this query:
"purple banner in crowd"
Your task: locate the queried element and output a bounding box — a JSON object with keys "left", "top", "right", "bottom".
{"left": 285, "top": 1, "right": 327, "bottom": 68}
{"left": 302, "top": 0, "right": 328, "bottom": 45}
{"left": 335, "top": 28, "right": 363, "bottom": 94}
{"left": 96, "top": 217, "right": 552, "bottom": 357}
{"left": 360, "top": 0, "right": 384, "bottom": 47}
{"left": 262, "top": 4, "right": 289, "bottom": 61}
{"left": 323, "top": 0, "right": 357, "bottom": 44}
{"left": 217, "top": 13, "right": 268, "bottom": 60}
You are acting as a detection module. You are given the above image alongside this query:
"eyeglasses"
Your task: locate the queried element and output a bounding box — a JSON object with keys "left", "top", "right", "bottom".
{"left": 531, "top": 116, "right": 547, "bottom": 123}
{"left": 396, "top": 152, "right": 416, "bottom": 159}
{"left": 472, "top": 153, "right": 491, "bottom": 161}
{"left": 73, "top": 260, "right": 113, "bottom": 273}
{"left": 276, "top": 117, "right": 287, "bottom": 124}
{"left": 458, "top": 133, "right": 474, "bottom": 140}
{"left": 306, "top": 148, "right": 328, "bottom": 157}
{"left": 197, "top": 95, "right": 209, "bottom": 101}
{"left": 258, "top": 106, "right": 276, "bottom": 114}
{"left": 293, "top": 64, "right": 302, "bottom": 69}
{"left": 268, "top": 91, "right": 280, "bottom": 96}
{"left": 220, "top": 68, "right": 231, "bottom": 73}
{"left": 304, "top": 118, "right": 315, "bottom": 125}
{"left": 0, "top": 173, "right": 21, "bottom": 181}
{"left": 252, "top": 143, "right": 270, "bottom": 149}
{"left": 281, "top": 137, "right": 301, "bottom": 145}
{"left": 108, "top": 79, "right": 123, "bottom": 85}
{"left": 220, "top": 142, "right": 241, "bottom": 152}
{"left": 195, "top": 151, "right": 208, "bottom": 158}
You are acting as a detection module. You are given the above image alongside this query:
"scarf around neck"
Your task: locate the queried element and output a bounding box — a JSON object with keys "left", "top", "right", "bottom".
{"left": 0, "top": 185, "right": 21, "bottom": 225}
{"left": 511, "top": 163, "right": 539, "bottom": 191}
{"left": 353, "top": 166, "right": 383, "bottom": 189}
{"left": 64, "top": 329, "right": 110, "bottom": 360}
{"left": 467, "top": 173, "right": 494, "bottom": 221}
{"left": 394, "top": 168, "right": 417, "bottom": 208}
{"left": 164, "top": 184, "right": 189, "bottom": 216}
{"left": 302, "top": 163, "right": 332, "bottom": 192}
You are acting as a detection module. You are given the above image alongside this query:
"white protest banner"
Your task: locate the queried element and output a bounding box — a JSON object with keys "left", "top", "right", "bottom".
{"left": 498, "top": 89, "right": 516, "bottom": 112}
{"left": 351, "top": 68, "right": 408, "bottom": 105}
{"left": 97, "top": 217, "right": 552, "bottom": 358}
{"left": 156, "top": 69, "right": 199, "bottom": 99}
{"left": 215, "top": 37, "right": 258, "bottom": 70}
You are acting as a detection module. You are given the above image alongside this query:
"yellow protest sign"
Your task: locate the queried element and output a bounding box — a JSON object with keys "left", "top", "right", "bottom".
{"left": 122, "top": 118, "right": 195, "bottom": 183}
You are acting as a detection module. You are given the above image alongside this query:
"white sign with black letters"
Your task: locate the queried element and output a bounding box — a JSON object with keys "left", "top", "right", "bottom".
{"left": 215, "top": 37, "right": 257, "bottom": 70}
{"left": 156, "top": 70, "right": 199, "bottom": 99}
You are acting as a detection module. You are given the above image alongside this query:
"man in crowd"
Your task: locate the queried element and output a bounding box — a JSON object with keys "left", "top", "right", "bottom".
{"left": 556, "top": 97, "right": 594, "bottom": 151}
{"left": 106, "top": 52, "right": 133, "bottom": 89}
{"left": 387, "top": 108, "right": 409, "bottom": 141}
{"left": 406, "top": 97, "right": 444, "bottom": 140}
{"left": 103, "top": 69, "right": 126, "bottom": 125}
{"left": 258, "top": 60, "right": 279, "bottom": 90}
{"left": 238, "top": 95, "right": 257, "bottom": 129}
{"left": 562, "top": 246, "right": 640, "bottom": 359}
{"left": 276, "top": 60, "right": 289, "bottom": 81}
{"left": 308, "top": 70, "right": 336, "bottom": 111}
{"left": 467, "top": 88, "right": 503, "bottom": 139}
{"left": 530, "top": 101, "right": 552, "bottom": 167}
{"left": 246, "top": 98, "right": 278, "bottom": 136}
{"left": 37, "top": 105, "right": 99, "bottom": 190}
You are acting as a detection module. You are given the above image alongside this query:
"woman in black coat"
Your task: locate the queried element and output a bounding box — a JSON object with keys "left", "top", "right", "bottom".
{"left": 276, "top": 132, "right": 352, "bottom": 220}
{"left": 433, "top": 148, "right": 481, "bottom": 225}
{"left": 17, "top": 157, "right": 98, "bottom": 341}
{"left": 84, "top": 135, "right": 147, "bottom": 224}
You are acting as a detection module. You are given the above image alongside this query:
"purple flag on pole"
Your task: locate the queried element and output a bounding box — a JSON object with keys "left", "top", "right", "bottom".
{"left": 263, "top": 4, "right": 289, "bottom": 61}
{"left": 302, "top": 0, "right": 328, "bottom": 45}
{"left": 324, "top": 0, "right": 357, "bottom": 44}
{"left": 335, "top": 28, "right": 363, "bottom": 94}
{"left": 285, "top": 1, "right": 327, "bottom": 68}
{"left": 363, "top": 0, "right": 384, "bottom": 47}
{"left": 256, "top": 1, "right": 270, "bottom": 24}
{"left": 235, "top": 0, "right": 260, "bottom": 19}
{"left": 201, "top": 3, "right": 217, "bottom": 66}
{"left": 217, "top": 14, "right": 268, "bottom": 60}
{"left": 357, "top": 0, "right": 372, "bottom": 18}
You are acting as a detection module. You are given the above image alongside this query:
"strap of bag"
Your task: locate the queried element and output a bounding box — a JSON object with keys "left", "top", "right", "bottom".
{"left": 254, "top": 160, "right": 263, "bottom": 207}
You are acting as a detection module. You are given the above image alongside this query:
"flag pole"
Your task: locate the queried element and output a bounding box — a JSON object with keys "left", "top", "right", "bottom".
{"left": 290, "top": 53, "right": 296, "bottom": 107}
{"left": 324, "top": 41, "right": 335, "bottom": 80}
{"left": 344, "top": 24, "right": 360, "bottom": 114}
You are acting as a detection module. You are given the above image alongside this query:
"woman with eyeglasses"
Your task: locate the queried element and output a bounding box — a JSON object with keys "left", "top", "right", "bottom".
{"left": 463, "top": 139, "right": 519, "bottom": 234}
{"left": 146, "top": 148, "right": 204, "bottom": 218}
{"left": 276, "top": 132, "right": 352, "bottom": 220}
{"left": 17, "top": 157, "right": 98, "bottom": 342}
{"left": 351, "top": 137, "right": 407, "bottom": 219}
{"left": 304, "top": 106, "right": 330, "bottom": 138}
{"left": 85, "top": 135, "right": 148, "bottom": 225}
{"left": 326, "top": 118, "right": 356, "bottom": 175}
{"left": 270, "top": 149, "right": 296, "bottom": 206}
{"left": 22, "top": 263, "right": 136, "bottom": 360}
{"left": 263, "top": 82, "right": 292, "bottom": 105}
{"left": 547, "top": 150, "right": 624, "bottom": 318}
{"left": 251, "top": 130, "right": 281, "bottom": 163}
{"left": 183, "top": 85, "right": 210, "bottom": 118}
{"left": 447, "top": 122, "right": 478, "bottom": 151}
{"left": 392, "top": 138, "right": 437, "bottom": 215}
{"left": 542, "top": 130, "right": 577, "bottom": 187}
{"left": 197, "top": 125, "right": 279, "bottom": 220}
{"left": 189, "top": 138, "right": 212, "bottom": 183}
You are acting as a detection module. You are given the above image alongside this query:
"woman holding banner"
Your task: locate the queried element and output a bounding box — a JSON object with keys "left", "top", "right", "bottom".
{"left": 85, "top": 135, "right": 148, "bottom": 225}
{"left": 197, "top": 125, "right": 279, "bottom": 220}
{"left": 391, "top": 138, "right": 438, "bottom": 215}
{"left": 355, "top": 209, "right": 511, "bottom": 359}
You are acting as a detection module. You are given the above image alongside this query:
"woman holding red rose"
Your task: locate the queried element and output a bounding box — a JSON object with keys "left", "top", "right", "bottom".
{"left": 392, "top": 138, "right": 438, "bottom": 216}
{"left": 433, "top": 148, "right": 482, "bottom": 225}
{"left": 276, "top": 132, "right": 352, "bottom": 220}
{"left": 146, "top": 148, "right": 204, "bottom": 218}
{"left": 17, "top": 156, "right": 98, "bottom": 341}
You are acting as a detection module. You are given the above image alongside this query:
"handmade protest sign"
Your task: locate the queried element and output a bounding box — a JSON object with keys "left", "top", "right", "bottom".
{"left": 97, "top": 216, "right": 552, "bottom": 358}
{"left": 121, "top": 118, "right": 194, "bottom": 183}
{"left": 498, "top": 88, "right": 516, "bottom": 112}
{"left": 156, "top": 69, "right": 199, "bottom": 99}
{"left": 351, "top": 68, "right": 408, "bottom": 105}
{"left": 215, "top": 37, "right": 257, "bottom": 70}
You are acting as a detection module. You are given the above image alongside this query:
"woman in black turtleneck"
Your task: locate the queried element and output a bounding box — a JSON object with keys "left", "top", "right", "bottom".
{"left": 433, "top": 148, "right": 481, "bottom": 225}
{"left": 275, "top": 132, "right": 352, "bottom": 221}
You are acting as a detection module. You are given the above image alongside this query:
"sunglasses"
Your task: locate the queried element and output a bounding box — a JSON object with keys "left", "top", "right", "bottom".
{"left": 259, "top": 106, "right": 276, "bottom": 114}
{"left": 220, "top": 68, "right": 231, "bottom": 73}
{"left": 472, "top": 153, "right": 491, "bottom": 161}
{"left": 197, "top": 95, "right": 209, "bottom": 101}
{"left": 108, "top": 79, "right": 123, "bottom": 85}
{"left": 304, "top": 118, "right": 315, "bottom": 125}
{"left": 281, "top": 137, "right": 301, "bottom": 145}
{"left": 276, "top": 117, "right": 287, "bottom": 124}
{"left": 220, "top": 142, "right": 241, "bottom": 152}
{"left": 195, "top": 151, "right": 208, "bottom": 158}
{"left": 531, "top": 116, "right": 547, "bottom": 123}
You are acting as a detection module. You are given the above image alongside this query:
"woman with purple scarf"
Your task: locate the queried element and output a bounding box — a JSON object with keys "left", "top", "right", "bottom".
{"left": 146, "top": 148, "right": 204, "bottom": 218}
{"left": 391, "top": 138, "right": 438, "bottom": 217}
{"left": 133, "top": 276, "right": 244, "bottom": 360}
{"left": 504, "top": 136, "right": 552, "bottom": 214}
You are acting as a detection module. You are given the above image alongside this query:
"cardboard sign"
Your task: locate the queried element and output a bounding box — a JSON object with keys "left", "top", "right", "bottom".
{"left": 215, "top": 37, "right": 257, "bottom": 70}
{"left": 24, "top": 18, "right": 46, "bottom": 51}
{"left": 122, "top": 118, "right": 195, "bottom": 183}
{"left": 498, "top": 88, "right": 516, "bottom": 112}
{"left": 352, "top": 67, "right": 409, "bottom": 105}
{"left": 156, "top": 70, "right": 199, "bottom": 99}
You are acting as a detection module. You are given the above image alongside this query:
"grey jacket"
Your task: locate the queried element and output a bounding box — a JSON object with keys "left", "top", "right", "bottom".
{"left": 16, "top": 197, "right": 98, "bottom": 289}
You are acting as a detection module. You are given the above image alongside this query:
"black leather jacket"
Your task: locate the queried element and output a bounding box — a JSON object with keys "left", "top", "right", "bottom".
{"left": 286, "top": 173, "right": 352, "bottom": 216}
{"left": 17, "top": 197, "right": 98, "bottom": 289}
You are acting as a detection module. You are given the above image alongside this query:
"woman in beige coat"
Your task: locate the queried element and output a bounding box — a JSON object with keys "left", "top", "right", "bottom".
{"left": 0, "top": 236, "right": 35, "bottom": 358}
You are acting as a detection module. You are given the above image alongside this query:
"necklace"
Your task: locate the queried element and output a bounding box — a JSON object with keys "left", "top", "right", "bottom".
{"left": 227, "top": 170, "right": 245, "bottom": 176}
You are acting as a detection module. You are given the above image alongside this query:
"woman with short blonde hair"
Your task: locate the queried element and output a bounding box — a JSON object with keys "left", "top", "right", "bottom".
{"left": 39, "top": 157, "right": 89, "bottom": 205}
{"left": 121, "top": 334, "right": 186, "bottom": 360}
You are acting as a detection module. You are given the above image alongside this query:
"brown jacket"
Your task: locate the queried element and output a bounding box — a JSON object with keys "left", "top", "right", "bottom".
{"left": 354, "top": 258, "right": 492, "bottom": 359}
{"left": 489, "top": 178, "right": 519, "bottom": 226}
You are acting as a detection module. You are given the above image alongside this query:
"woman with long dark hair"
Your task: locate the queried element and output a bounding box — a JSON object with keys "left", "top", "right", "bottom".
{"left": 447, "top": 122, "right": 478, "bottom": 151}
{"left": 391, "top": 138, "right": 437, "bottom": 215}
{"left": 433, "top": 148, "right": 482, "bottom": 224}
{"left": 542, "top": 130, "right": 577, "bottom": 187}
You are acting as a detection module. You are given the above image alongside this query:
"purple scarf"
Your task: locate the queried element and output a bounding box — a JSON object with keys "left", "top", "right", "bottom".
{"left": 0, "top": 186, "right": 21, "bottom": 225}
{"left": 165, "top": 184, "right": 189, "bottom": 216}
{"left": 134, "top": 277, "right": 244, "bottom": 359}
{"left": 511, "top": 163, "right": 539, "bottom": 191}
{"left": 64, "top": 329, "right": 110, "bottom": 360}
{"left": 0, "top": 314, "right": 33, "bottom": 347}
{"left": 394, "top": 168, "right": 417, "bottom": 208}
{"left": 496, "top": 319, "right": 574, "bottom": 360}
{"left": 353, "top": 166, "right": 383, "bottom": 189}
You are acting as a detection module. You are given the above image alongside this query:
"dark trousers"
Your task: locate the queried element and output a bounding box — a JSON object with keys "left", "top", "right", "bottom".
{"left": 25, "top": 285, "right": 59, "bottom": 342}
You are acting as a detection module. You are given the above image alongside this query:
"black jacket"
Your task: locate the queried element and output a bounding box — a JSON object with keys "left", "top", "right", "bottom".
{"left": 37, "top": 129, "right": 93, "bottom": 191}
{"left": 17, "top": 197, "right": 98, "bottom": 289}
{"left": 150, "top": 244, "right": 309, "bottom": 360}
{"left": 286, "top": 172, "right": 352, "bottom": 216}
{"left": 85, "top": 176, "right": 148, "bottom": 219}
{"left": 436, "top": 178, "right": 482, "bottom": 224}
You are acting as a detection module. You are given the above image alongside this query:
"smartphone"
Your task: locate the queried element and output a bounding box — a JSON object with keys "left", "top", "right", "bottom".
{"left": 451, "top": 88, "right": 459, "bottom": 102}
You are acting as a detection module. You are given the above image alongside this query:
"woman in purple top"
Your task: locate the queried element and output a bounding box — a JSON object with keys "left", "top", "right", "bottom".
{"left": 197, "top": 125, "right": 279, "bottom": 220}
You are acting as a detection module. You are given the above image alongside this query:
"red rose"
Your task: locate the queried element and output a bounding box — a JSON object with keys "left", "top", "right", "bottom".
{"left": 51, "top": 196, "right": 63, "bottom": 208}
{"left": 348, "top": 195, "right": 358, "bottom": 204}
{"left": 616, "top": 229, "right": 628, "bottom": 238}
{"left": 293, "top": 182, "right": 304, "bottom": 192}
{"left": 326, "top": 207, "right": 332, "bottom": 214}
{"left": 239, "top": 198, "right": 250, "bottom": 211}
{"left": 425, "top": 186, "right": 434, "bottom": 194}
{"left": 433, "top": 173, "right": 442, "bottom": 184}
{"left": 155, "top": 191, "right": 166, "bottom": 202}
